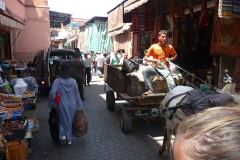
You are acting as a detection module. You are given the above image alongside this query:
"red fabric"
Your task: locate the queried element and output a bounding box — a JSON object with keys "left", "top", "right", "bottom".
{"left": 231, "top": 24, "right": 240, "bottom": 35}
{"left": 145, "top": 2, "right": 152, "bottom": 31}
{"left": 132, "top": 9, "right": 139, "bottom": 34}
{"left": 199, "top": 0, "right": 208, "bottom": 28}
{"left": 229, "top": 46, "right": 240, "bottom": 55}
{"left": 210, "top": 44, "right": 221, "bottom": 53}
{"left": 177, "top": 0, "right": 185, "bottom": 21}
{"left": 214, "top": 25, "right": 221, "bottom": 35}
{"left": 168, "top": 0, "right": 176, "bottom": 24}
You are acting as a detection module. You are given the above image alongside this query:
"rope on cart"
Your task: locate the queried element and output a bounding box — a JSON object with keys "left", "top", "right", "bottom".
{"left": 168, "top": 61, "right": 218, "bottom": 90}
{"left": 135, "top": 108, "right": 161, "bottom": 125}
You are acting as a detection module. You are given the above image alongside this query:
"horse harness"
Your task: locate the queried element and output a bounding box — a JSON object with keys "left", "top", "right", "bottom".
{"left": 161, "top": 89, "right": 233, "bottom": 121}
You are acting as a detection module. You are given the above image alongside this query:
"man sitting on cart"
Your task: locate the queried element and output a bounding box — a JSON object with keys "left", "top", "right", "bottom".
{"left": 142, "top": 30, "right": 177, "bottom": 95}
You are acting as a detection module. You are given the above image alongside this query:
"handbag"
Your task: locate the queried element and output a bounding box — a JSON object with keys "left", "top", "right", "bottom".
{"left": 55, "top": 78, "right": 60, "bottom": 105}
{"left": 121, "top": 59, "right": 139, "bottom": 75}
{"left": 72, "top": 110, "right": 88, "bottom": 137}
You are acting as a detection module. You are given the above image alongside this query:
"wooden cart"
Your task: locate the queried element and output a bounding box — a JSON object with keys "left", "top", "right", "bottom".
{"left": 104, "top": 64, "right": 168, "bottom": 132}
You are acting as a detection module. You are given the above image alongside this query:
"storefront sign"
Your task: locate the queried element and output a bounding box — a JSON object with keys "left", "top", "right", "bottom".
{"left": 0, "top": 1, "right": 5, "bottom": 11}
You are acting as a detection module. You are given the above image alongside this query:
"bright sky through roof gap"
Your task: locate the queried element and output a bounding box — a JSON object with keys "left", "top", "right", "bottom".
{"left": 48, "top": 0, "right": 123, "bottom": 19}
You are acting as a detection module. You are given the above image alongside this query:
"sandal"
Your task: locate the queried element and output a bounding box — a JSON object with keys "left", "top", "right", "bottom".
{"left": 143, "top": 90, "right": 154, "bottom": 95}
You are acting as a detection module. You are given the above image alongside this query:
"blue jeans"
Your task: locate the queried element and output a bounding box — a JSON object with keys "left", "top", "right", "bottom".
{"left": 142, "top": 66, "right": 176, "bottom": 91}
{"left": 97, "top": 67, "right": 103, "bottom": 76}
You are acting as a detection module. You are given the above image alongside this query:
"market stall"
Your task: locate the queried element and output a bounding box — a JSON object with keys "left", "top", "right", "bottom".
{"left": 0, "top": 65, "right": 38, "bottom": 160}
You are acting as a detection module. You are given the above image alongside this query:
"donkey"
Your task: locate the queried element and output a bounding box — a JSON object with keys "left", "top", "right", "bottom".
{"left": 158, "top": 85, "right": 240, "bottom": 160}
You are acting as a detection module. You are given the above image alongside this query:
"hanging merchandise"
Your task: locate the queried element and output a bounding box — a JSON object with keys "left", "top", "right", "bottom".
{"left": 145, "top": 2, "right": 152, "bottom": 32}
{"left": 233, "top": 0, "right": 240, "bottom": 17}
{"left": 132, "top": 8, "right": 139, "bottom": 34}
{"left": 188, "top": 0, "right": 194, "bottom": 19}
{"left": 218, "top": 0, "right": 232, "bottom": 18}
{"left": 211, "top": 0, "right": 240, "bottom": 56}
{"left": 199, "top": 0, "right": 208, "bottom": 28}
{"left": 177, "top": 0, "right": 185, "bottom": 22}
{"left": 168, "top": 0, "right": 177, "bottom": 24}
{"left": 139, "top": 6, "right": 145, "bottom": 34}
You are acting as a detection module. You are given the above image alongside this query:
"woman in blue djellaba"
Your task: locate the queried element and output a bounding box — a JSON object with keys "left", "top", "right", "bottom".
{"left": 49, "top": 62, "right": 83, "bottom": 145}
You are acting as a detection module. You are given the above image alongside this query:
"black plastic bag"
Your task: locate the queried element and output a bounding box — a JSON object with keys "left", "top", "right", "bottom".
{"left": 48, "top": 107, "right": 60, "bottom": 144}
{"left": 121, "top": 59, "right": 139, "bottom": 75}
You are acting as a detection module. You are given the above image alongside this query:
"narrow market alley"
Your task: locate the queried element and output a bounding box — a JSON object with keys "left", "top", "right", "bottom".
{"left": 28, "top": 75, "right": 169, "bottom": 160}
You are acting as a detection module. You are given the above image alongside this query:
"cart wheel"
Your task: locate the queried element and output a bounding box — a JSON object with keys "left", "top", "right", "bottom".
{"left": 120, "top": 109, "right": 132, "bottom": 133}
{"left": 106, "top": 91, "right": 115, "bottom": 111}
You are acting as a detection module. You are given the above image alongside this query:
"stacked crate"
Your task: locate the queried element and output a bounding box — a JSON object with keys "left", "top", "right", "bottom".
{"left": 5, "top": 140, "right": 27, "bottom": 160}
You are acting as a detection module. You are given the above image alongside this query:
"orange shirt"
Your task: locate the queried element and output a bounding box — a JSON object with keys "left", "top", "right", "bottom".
{"left": 146, "top": 44, "right": 176, "bottom": 67}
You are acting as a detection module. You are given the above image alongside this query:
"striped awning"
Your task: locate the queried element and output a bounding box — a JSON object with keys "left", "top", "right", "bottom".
{"left": 108, "top": 23, "right": 131, "bottom": 36}
{"left": 0, "top": 14, "right": 25, "bottom": 30}
{"left": 124, "top": 0, "right": 148, "bottom": 14}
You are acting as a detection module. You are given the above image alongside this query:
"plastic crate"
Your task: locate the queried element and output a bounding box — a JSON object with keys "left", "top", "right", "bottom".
{"left": 1, "top": 117, "right": 28, "bottom": 142}
{"left": 5, "top": 140, "right": 26, "bottom": 160}
{"left": 22, "top": 98, "right": 36, "bottom": 110}
{"left": 0, "top": 112, "right": 7, "bottom": 119}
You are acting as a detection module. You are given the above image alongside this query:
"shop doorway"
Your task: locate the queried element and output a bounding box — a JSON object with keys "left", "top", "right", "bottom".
{"left": 175, "top": 9, "right": 214, "bottom": 85}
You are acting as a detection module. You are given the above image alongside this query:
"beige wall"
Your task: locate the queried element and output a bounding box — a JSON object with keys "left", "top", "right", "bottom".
{"left": 13, "top": 0, "right": 50, "bottom": 62}
{"left": 113, "top": 30, "right": 132, "bottom": 58}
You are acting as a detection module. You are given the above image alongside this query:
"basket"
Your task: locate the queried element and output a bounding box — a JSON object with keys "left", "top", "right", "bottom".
{"left": 5, "top": 140, "right": 26, "bottom": 160}
{"left": 2, "top": 100, "right": 21, "bottom": 108}
{"left": 22, "top": 92, "right": 35, "bottom": 98}
{"left": 22, "top": 99, "right": 36, "bottom": 110}
{"left": 1, "top": 117, "right": 28, "bottom": 142}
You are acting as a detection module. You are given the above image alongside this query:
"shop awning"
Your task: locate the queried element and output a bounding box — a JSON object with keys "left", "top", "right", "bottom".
{"left": 108, "top": 23, "right": 131, "bottom": 36}
{"left": 0, "top": 14, "right": 24, "bottom": 30}
{"left": 64, "top": 38, "right": 77, "bottom": 46}
{"left": 66, "top": 38, "right": 77, "bottom": 43}
{"left": 124, "top": 0, "right": 148, "bottom": 14}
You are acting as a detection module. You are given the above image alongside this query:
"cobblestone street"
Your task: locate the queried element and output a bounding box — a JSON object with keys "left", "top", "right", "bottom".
{"left": 28, "top": 75, "right": 169, "bottom": 160}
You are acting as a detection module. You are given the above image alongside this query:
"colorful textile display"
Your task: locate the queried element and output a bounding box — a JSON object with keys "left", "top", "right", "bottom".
{"left": 132, "top": 8, "right": 139, "bottom": 34}
{"left": 211, "top": 1, "right": 240, "bottom": 56}
{"left": 177, "top": 0, "right": 185, "bottom": 22}
{"left": 199, "top": 0, "right": 208, "bottom": 28}
{"left": 218, "top": 0, "right": 232, "bottom": 18}
{"left": 233, "top": 0, "right": 240, "bottom": 17}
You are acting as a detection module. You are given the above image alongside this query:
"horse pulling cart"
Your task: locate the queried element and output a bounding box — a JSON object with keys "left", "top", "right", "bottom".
{"left": 104, "top": 64, "right": 169, "bottom": 132}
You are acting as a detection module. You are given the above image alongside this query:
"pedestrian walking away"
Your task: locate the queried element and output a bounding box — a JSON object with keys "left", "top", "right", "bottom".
{"left": 95, "top": 51, "right": 105, "bottom": 78}
{"left": 89, "top": 51, "right": 97, "bottom": 75}
{"left": 83, "top": 52, "right": 91, "bottom": 85}
{"left": 142, "top": 30, "right": 177, "bottom": 95}
{"left": 49, "top": 62, "right": 83, "bottom": 145}
{"left": 71, "top": 49, "right": 85, "bottom": 101}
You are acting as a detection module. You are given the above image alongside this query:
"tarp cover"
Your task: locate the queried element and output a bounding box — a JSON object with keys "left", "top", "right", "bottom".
{"left": 108, "top": 4, "right": 123, "bottom": 35}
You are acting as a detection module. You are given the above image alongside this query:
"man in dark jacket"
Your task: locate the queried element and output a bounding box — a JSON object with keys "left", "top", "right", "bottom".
{"left": 70, "top": 52, "right": 85, "bottom": 101}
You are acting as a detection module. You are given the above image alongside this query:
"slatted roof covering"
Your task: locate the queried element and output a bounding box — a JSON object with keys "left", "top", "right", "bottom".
{"left": 50, "top": 10, "right": 72, "bottom": 28}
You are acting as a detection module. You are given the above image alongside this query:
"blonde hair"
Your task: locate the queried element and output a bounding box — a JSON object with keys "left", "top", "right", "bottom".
{"left": 176, "top": 107, "right": 240, "bottom": 160}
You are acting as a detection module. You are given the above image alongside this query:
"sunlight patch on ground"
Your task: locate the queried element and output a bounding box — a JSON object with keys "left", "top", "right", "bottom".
{"left": 148, "top": 135, "right": 175, "bottom": 146}
{"left": 99, "top": 94, "right": 106, "bottom": 99}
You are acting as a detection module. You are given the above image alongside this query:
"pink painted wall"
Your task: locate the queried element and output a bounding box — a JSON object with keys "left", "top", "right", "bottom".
{"left": 13, "top": 0, "right": 50, "bottom": 62}
{"left": 2, "top": 0, "right": 26, "bottom": 21}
